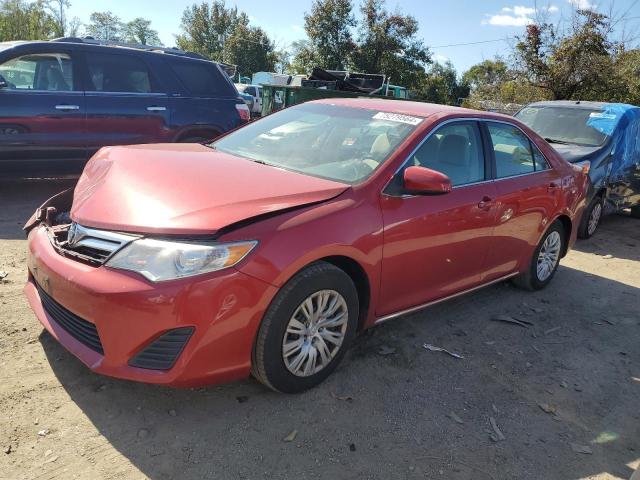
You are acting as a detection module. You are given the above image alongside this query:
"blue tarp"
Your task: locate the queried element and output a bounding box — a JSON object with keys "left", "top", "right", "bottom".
{"left": 587, "top": 103, "right": 640, "bottom": 181}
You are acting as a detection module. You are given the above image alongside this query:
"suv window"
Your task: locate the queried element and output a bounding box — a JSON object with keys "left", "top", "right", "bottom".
{"left": 487, "top": 123, "right": 547, "bottom": 177}
{"left": 169, "top": 60, "right": 227, "bottom": 96}
{"left": 245, "top": 86, "right": 256, "bottom": 96}
{"left": 86, "top": 52, "right": 154, "bottom": 93}
{"left": 410, "top": 122, "right": 485, "bottom": 186}
{"left": 0, "top": 52, "right": 73, "bottom": 91}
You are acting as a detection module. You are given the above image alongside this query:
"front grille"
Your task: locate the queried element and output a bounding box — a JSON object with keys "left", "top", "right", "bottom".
{"left": 52, "top": 223, "right": 137, "bottom": 266}
{"left": 129, "top": 328, "right": 194, "bottom": 370}
{"left": 36, "top": 283, "right": 104, "bottom": 354}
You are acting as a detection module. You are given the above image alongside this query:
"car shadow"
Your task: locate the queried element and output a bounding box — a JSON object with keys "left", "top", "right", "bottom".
{"left": 574, "top": 211, "right": 640, "bottom": 262}
{"left": 39, "top": 262, "right": 639, "bottom": 480}
{"left": 0, "top": 178, "right": 76, "bottom": 240}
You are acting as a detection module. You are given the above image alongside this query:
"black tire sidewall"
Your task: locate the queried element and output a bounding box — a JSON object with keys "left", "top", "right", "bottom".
{"left": 256, "top": 264, "right": 359, "bottom": 393}
{"left": 578, "top": 196, "right": 603, "bottom": 239}
{"left": 528, "top": 222, "right": 565, "bottom": 289}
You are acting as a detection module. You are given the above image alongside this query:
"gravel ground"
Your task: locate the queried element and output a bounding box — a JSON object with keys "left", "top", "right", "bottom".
{"left": 1, "top": 179, "right": 639, "bottom": 480}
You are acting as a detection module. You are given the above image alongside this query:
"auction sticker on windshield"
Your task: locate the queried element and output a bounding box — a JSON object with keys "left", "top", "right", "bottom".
{"left": 373, "top": 112, "right": 423, "bottom": 125}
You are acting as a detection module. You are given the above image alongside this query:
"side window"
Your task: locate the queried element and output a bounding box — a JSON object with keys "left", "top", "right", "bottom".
{"left": 169, "top": 61, "right": 227, "bottom": 97}
{"left": 0, "top": 52, "right": 73, "bottom": 91}
{"left": 487, "top": 123, "right": 536, "bottom": 178}
{"left": 245, "top": 86, "right": 256, "bottom": 96}
{"left": 410, "top": 122, "right": 485, "bottom": 187}
{"left": 86, "top": 53, "right": 154, "bottom": 93}
{"left": 532, "top": 145, "right": 550, "bottom": 171}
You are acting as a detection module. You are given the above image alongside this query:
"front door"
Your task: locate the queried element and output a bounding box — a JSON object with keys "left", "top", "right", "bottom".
{"left": 82, "top": 51, "right": 170, "bottom": 157}
{"left": 379, "top": 120, "right": 497, "bottom": 316}
{"left": 0, "top": 49, "right": 86, "bottom": 172}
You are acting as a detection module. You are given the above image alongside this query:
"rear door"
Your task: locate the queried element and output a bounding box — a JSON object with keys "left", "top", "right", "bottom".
{"left": 379, "top": 120, "right": 497, "bottom": 316}
{"left": 0, "top": 47, "right": 86, "bottom": 172}
{"left": 481, "top": 121, "right": 562, "bottom": 280}
{"left": 82, "top": 50, "right": 170, "bottom": 157}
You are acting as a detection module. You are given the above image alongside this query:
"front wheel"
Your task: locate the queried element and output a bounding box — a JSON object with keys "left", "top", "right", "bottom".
{"left": 513, "top": 221, "right": 565, "bottom": 291}
{"left": 252, "top": 262, "right": 359, "bottom": 393}
{"left": 578, "top": 196, "right": 603, "bottom": 239}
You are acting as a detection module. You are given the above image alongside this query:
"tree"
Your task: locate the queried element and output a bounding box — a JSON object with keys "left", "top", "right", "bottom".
{"left": 302, "top": 0, "right": 355, "bottom": 70}
{"left": 351, "top": 0, "right": 430, "bottom": 89}
{"left": 223, "top": 24, "right": 277, "bottom": 75}
{"left": 176, "top": 1, "right": 248, "bottom": 60}
{"left": 462, "top": 59, "right": 509, "bottom": 93}
{"left": 124, "top": 17, "right": 161, "bottom": 45}
{"left": 417, "top": 61, "right": 468, "bottom": 105}
{"left": 288, "top": 39, "right": 321, "bottom": 74}
{"left": 0, "top": 0, "right": 56, "bottom": 41}
{"left": 513, "top": 9, "right": 618, "bottom": 100}
{"left": 47, "top": 0, "right": 70, "bottom": 37}
{"left": 85, "top": 11, "right": 122, "bottom": 40}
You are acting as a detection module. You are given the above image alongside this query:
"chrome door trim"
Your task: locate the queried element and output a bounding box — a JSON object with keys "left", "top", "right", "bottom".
{"left": 374, "top": 272, "right": 519, "bottom": 324}
{"left": 55, "top": 105, "right": 80, "bottom": 110}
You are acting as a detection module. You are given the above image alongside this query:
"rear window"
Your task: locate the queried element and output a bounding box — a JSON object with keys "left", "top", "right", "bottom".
{"left": 169, "top": 60, "right": 231, "bottom": 97}
{"left": 86, "top": 52, "right": 155, "bottom": 93}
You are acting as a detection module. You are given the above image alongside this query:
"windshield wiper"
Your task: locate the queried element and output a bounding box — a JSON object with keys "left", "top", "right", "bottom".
{"left": 544, "top": 137, "right": 571, "bottom": 145}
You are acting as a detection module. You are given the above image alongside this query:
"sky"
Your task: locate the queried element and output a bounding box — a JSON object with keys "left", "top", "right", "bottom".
{"left": 67, "top": 0, "right": 640, "bottom": 74}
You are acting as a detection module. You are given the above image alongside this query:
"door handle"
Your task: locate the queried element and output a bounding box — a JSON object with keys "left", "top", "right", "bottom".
{"left": 55, "top": 105, "right": 79, "bottom": 110}
{"left": 477, "top": 196, "right": 494, "bottom": 209}
{"left": 146, "top": 106, "right": 166, "bottom": 111}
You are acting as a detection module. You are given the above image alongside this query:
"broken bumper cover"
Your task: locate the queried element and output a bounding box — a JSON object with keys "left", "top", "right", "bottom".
{"left": 24, "top": 225, "right": 278, "bottom": 387}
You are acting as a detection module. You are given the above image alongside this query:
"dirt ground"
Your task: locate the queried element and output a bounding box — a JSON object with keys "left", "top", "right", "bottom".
{"left": 0, "top": 179, "right": 638, "bottom": 480}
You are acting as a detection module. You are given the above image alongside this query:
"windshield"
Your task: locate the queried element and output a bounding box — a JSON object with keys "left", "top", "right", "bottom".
{"left": 212, "top": 103, "right": 421, "bottom": 184}
{"left": 515, "top": 106, "right": 609, "bottom": 147}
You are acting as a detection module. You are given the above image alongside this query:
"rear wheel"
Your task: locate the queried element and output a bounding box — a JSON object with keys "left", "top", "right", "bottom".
{"left": 578, "top": 195, "right": 604, "bottom": 239}
{"left": 252, "top": 262, "right": 358, "bottom": 393}
{"left": 513, "top": 221, "right": 565, "bottom": 291}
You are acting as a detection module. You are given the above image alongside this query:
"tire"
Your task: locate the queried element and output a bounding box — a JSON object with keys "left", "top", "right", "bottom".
{"left": 577, "top": 195, "right": 604, "bottom": 239}
{"left": 252, "top": 262, "right": 359, "bottom": 393}
{"left": 631, "top": 205, "right": 640, "bottom": 219}
{"left": 513, "top": 221, "right": 565, "bottom": 291}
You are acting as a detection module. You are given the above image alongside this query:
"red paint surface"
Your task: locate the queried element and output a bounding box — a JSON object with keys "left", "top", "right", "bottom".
{"left": 25, "top": 99, "right": 589, "bottom": 387}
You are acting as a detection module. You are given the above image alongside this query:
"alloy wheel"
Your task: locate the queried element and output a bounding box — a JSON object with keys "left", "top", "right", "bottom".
{"left": 536, "top": 231, "right": 561, "bottom": 281}
{"left": 282, "top": 290, "right": 348, "bottom": 377}
{"left": 587, "top": 202, "right": 602, "bottom": 236}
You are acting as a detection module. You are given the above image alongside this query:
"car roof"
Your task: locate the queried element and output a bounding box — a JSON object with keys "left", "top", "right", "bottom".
{"left": 309, "top": 97, "right": 513, "bottom": 120}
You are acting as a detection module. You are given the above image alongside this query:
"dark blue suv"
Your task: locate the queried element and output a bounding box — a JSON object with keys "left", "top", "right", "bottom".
{"left": 0, "top": 38, "right": 250, "bottom": 175}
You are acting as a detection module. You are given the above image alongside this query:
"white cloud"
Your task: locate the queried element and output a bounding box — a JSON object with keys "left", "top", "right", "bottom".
{"left": 291, "top": 24, "right": 304, "bottom": 32}
{"left": 484, "top": 5, "right": 560, "bottom": 27}
{"left": 433, "top": 54, "right": 450, "bottom": 63}
{"left": 486, "top": 14, "right": 534, "bottom": 26}
{"left": 569, "top": 0, "right": 597, "bottom": 10}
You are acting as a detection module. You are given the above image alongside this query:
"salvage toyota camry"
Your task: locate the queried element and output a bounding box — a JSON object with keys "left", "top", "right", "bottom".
{"left": 24, "top": 99, "right": 589, "bottom": 393}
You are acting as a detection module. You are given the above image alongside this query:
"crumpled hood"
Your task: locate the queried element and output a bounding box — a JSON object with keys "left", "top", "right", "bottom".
{"left": 71, "top": 144, "right": 349, "bottom": 235}
{"left": 549, "top": 143, "right": 605, "bottom": 164}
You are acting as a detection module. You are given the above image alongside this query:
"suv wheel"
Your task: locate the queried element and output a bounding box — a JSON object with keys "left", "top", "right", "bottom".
{"left": 578, "top": 196, "right": 604, "bottom": 239}
{"left": 252, "top": 262, "right": 358, "bottom": 393}
{"left": 513, "top": 221, "right": 565, "bottom": 291}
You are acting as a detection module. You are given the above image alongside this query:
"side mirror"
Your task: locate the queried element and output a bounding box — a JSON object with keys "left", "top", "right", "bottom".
{"left": 403, "top": 166, "right": 452, "bottom": 195}
{"left": 0, "top": 74, "right": 8, "bottom": 89}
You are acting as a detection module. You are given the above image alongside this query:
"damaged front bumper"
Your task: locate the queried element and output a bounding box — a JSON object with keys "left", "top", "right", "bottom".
{"left": 23, "top": 193, "right": 279, "bottom": 387}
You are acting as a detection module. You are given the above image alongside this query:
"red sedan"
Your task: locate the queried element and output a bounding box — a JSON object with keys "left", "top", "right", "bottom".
{"left": 24, "top": 99, "right": 589, "bottom": 393}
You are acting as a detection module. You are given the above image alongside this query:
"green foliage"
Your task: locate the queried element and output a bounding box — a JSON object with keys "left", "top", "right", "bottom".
{"left": 85, "top": 11, "right": 123, "bottom": 41}
{"left": 176, "top": 1, "right": 276, "bottom": 75}
{"left": 289, "top": 39, "right": 321, "bottom": 74}
{"left": 416, "top": 61, "right": 468, "bottom": 105}
{"left": 351, "top": 0, "right": 430, "bottom": 88}
{"left": 124, "top": 17, "right": 161, "bottom": 45}
{"left": 513, "top": 10, "right": 618, "bottom": 100}
{"left": 303, "top": 0, "right": 355, "bottom": 70}
{"left": 0, "top": 0, "right": 56, "bottom": 41}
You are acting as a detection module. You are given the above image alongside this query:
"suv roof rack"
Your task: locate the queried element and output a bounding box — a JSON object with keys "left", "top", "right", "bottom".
{"left": 51, "top": 37, "right": 208, "bottom": 60}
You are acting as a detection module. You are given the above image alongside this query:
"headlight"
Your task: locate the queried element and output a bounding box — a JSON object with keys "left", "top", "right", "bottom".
{"left": 106, "top": 238, "right": 257, "bottom": 282}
